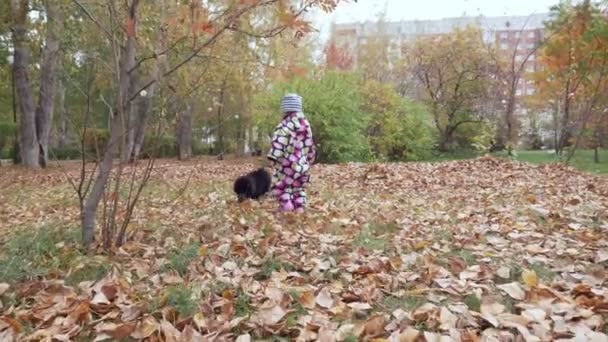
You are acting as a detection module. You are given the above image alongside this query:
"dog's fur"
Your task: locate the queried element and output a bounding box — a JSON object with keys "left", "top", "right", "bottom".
{"left": 233, "top": 168, "right": 272, "bottom": 202}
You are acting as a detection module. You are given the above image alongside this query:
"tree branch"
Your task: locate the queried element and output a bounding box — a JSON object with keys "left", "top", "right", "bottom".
{"left": 71, "top": 0, "right": 114, "bottom": 43}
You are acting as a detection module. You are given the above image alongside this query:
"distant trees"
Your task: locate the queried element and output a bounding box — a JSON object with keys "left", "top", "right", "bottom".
{"left": 531, "top": 0, "right": 608, "bottom": 161}
{"left": 404, "top": 27, "right": 498, "bottom": 152}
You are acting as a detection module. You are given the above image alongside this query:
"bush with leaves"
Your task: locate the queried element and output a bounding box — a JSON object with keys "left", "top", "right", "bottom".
{"left": 254, "top": 71, "right": 372, "bottom": 163}
{"left": 0, "top": 121, "right": 17, "bottom": 157}
{"left": 362, "top": 80, "right": 435, "bottom": 161}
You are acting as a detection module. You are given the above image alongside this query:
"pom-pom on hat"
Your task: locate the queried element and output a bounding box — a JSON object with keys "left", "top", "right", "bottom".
{"left": 280, "top": 93, "right": 303, "bottom": 113}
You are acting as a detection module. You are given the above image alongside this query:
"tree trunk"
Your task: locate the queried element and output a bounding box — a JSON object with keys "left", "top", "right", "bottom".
{"left": 129, "top": 86, "right": 153, "bottom": 161}
{"left": 11, "top": 0, "right": 38, "bottom": 167}
{"left": 35, "top": 1, "right": 61, "bottom": 167}
{"left": 505, "top": 92, "right": 516, "bottom": 156}
{"left": 82, "top": 110, "right": 121, "bottom": 246}
{"left": 236, "top": 116, "right": 245, "bottom": 156}
{"left": 216, "top": 78, "right": 227, "bottom": 155}
{"left": 594, "top": 145, "right": 600, "bottom": 163}
{"left": 57, "top": 78, "right": 68, "bottom": 148}
{"left": 177, "top": 103, "right": 193, "bottom": 160}
{"left": 82, "top": 0, "right": 139, "bottom": 247}
{"left": 126, "top": 15, "right": 166, "bottom": 162}
{"left": 119, "top": 8, "right": 138, "bottom": 162}
{"left": 558, "top": 84, "right": 572, "bottom": 155}
{"left": 438, "top": 127, "right": 455, "bottom": 152}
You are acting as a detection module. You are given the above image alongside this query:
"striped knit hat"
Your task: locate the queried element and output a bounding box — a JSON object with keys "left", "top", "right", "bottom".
{"left": 280, "top": 93, "right": 303, "bottom": 113}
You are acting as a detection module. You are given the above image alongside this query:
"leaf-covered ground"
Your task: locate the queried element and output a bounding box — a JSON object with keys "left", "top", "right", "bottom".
{"left": 1, "top": 157, "right": 608, "bottom": 341}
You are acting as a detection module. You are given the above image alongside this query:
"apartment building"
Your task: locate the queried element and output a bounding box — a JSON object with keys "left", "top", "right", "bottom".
{"left": 330, "top": 13, "right": 550, "bottom": 97}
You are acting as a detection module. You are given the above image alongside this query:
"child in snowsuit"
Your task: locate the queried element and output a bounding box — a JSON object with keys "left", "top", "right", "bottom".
{"left": 267, "top": 94, "right": 316, "bottom": 212}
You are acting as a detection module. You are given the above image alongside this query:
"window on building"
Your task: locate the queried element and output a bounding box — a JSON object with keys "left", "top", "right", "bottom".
{"left": 528, "top": 54, "right": 535, "bottom": 61}
{"left": 526, "top": 87, "right": 535, "bottom": 95}
{"left": 516, "top": 89, "right": 523, "bottom": 96}
{"left": 528, "top": 31, "right": 536, "bottom": 39}
{"left": 501, "top": 43, "right": 509, "bottom": 50}
{"left": 514, "top": 31, "right": 521, "bottom": 39}
{"left": 515, "top": 54, "right": 524, "bottom": 62}
{"left": 500, "top": 32, "right": 508, "bottom": 40}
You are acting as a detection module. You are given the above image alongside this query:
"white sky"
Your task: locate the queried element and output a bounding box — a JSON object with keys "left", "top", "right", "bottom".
{"left": 312, "top": 0, "right": 560, "bottom": 41}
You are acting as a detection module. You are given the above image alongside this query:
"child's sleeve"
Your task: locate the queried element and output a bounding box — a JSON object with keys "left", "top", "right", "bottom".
{"left": 267, "top": 122, "right": 289, "bottom": 162}
{"left": 306, "top": 121, "right": 316, "bottom": 164}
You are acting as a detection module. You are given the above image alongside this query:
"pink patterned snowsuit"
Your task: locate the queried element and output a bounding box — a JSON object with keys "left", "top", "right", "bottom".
{"left": 267, "top": 111, "right": 316, "bottom": 212}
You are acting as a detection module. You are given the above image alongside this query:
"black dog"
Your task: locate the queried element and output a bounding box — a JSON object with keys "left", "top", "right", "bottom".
{"left": 233, "top": 168, "right": 272, "bottom": 202}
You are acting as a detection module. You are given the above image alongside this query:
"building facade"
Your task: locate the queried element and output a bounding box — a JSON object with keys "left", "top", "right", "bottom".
{"left": 330, "top": 13, "right": 550, "bottom": 97}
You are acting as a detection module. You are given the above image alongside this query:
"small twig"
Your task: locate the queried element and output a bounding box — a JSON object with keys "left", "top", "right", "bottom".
{"left": 71, "top": 0, "right": 114, "bottom": 43}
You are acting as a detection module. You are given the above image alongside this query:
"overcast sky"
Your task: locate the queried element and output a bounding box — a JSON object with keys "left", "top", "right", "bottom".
{"left": 312, "top": 0, "right": 561, "bottom": 41}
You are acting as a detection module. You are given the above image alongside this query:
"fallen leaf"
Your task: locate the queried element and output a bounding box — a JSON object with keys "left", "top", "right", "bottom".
{"left": 0, "top": 284, "right": 9, "bottom": 296}
{"left": 497, "top": 266, "right": 511, "bottom": 279}
{"left": 315, "top": 288, "right": 334, "bottom": 309}
{"left": 236, "top": 333, "right": 251, "bottom": 342}
{"left": 299, "top": 291, "right": 316, "bottom": 309}
{"left": 257, "top": 304, "right": 287, "bottom": 325}
{"left": 363, "top": 315, "right": 386, "bottom": 337}
{"left": 522, "top": 269, "right": 538, "bottom": 287}
{"left": 440, "top": 307, "right": 458, "bottom": 330}
{"left": 130, "top": 316, "right": 158, "bottom": 339}
{"left": 497, "top": 282, "right": 526, "bottom": 300}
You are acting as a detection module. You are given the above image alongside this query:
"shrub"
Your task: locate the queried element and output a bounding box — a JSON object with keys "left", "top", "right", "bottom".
{"left": 362, "top": 80, "right": 435, "bottom": 161}
{"left": 49, "top": 147, "right": 82, "bottom": 160}
{"left": 141, "top": 135, "right": 177, "bottom": 159}
{"left": 254, "top": 71, "right": 372, "bottom": 163}
{"left": 0, "top": 121, "right": 17, "bottom": 156}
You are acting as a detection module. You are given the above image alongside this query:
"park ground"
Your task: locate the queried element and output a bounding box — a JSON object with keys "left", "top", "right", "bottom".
{"left": 0, "top": 156, "right": 607, "bottom": 341}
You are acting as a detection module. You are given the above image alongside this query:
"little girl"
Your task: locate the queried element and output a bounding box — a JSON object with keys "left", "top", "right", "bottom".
{"left": 267, "top": 94, "right": 316, "bottom": 212}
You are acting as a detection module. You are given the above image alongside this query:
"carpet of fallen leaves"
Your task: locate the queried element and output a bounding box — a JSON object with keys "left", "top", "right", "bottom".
{"left": 1, "top": 156, "right": 608, "bottom": 341}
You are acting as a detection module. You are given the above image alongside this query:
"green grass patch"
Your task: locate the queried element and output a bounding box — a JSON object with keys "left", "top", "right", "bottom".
{"left": 427, "top": 150, "right": 481, "bottom": 162}
{"left": 235, "top": 290, "right": 254, "bottom": 317}
{"left": 434, "top": 228, "right": 454, "bottom": 242}
{"left": 166, "top": 284, "right": 197, "bottom": 317}
{"left": 494, "top": 149, "right": 608, "bottom": 174}
{"left": 377, "top": 294, "right": 427, "bottom": 313}
{"left": 255, "top": 256, "right": 295, "bottom": 281}
{"left": 529, "top": 262, "right": 556, "bottom": 283}
{"left": 0, "top": 225, "right": 82, "bottom": 283}
{"left": 464, "top": 294, "right": 481, "bottom": 312}
{"left": 65, "top": 258, "right": 111, "bottom": 285}
{"left": 353, "top": 222, "right": 399, "bottom": 252}
{"left": 163, "top": 242, "right": 201, "bottom": 276}
{"left": 343, "top": 336, "right": 358, "bottom": 342}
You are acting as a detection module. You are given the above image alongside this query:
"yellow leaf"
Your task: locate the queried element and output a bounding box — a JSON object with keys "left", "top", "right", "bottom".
{"left": 414, "top": 241, "right": 427, "bottom": 250}
{"left": 522, "top": 269, "right": 538, "bottom": 287}
{"left": 198, "top": 245, "right": 208, "bottom": 257}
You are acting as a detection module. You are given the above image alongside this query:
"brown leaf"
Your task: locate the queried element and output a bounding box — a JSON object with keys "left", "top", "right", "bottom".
{"left": 363, "top": 314, "right": 386, "bottom": 337}
{"left": 299, "top": 291, "right": 316, "bottom": 309}
{"left": 101, "top": 284, "right": 118, "bottom": 301}
{"left": 105, "top": 323, "right": 136, "bottom": 339}
{"left": 160, "top": 319, "right": 181, "bottom": 342}
{"left": 131, "top": 316, "right": 159, "bottom": 339}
